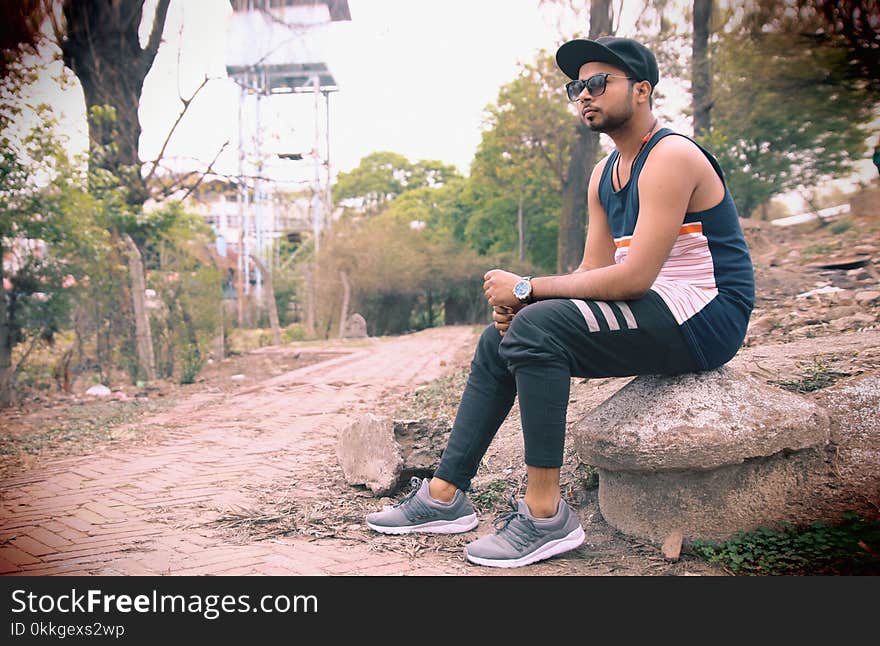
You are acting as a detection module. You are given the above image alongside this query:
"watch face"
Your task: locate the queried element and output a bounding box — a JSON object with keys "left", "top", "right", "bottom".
{"left": 514, "top": 280, "right": 530, "bottom": 299}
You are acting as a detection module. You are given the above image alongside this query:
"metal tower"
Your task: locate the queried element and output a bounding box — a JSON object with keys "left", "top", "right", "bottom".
{"left": 225, "top": 0, "right": 350, "bottom": 302}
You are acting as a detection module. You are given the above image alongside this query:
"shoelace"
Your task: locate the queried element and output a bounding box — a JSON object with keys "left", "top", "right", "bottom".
{"left": 392, "top": 476, "right": 424, "bottom": 508}
{"left": 392, "top": 477, "right": 437, "bottom": 521}
{"left": 493, "top": 497, "right": 540, "bottom": 550}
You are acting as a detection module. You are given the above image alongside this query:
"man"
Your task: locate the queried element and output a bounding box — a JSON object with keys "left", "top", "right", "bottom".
{"left": 366, "top": 36, "right": 754, "bottom": 568}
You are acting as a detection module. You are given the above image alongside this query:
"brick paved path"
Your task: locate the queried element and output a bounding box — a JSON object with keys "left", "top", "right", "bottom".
{"left": 0, "top": 326, "right": 482, "bottom": 576}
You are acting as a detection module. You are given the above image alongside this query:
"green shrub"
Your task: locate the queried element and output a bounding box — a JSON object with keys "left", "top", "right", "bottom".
{"left": 692, "top": 512, "right": 880, "bottom": 575}
{"left": 179, "top": 343, "right": 203, "bottom": 385}
{"left": 830, "top": 220, "right": 852, "bottom": 234}
{"left": 282, "top": 324, "right": 308, "bottom": 343}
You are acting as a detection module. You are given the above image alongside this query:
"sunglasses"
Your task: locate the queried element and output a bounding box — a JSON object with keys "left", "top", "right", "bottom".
{"left": 565, "top": 73, "right": 633, "bottom": 102}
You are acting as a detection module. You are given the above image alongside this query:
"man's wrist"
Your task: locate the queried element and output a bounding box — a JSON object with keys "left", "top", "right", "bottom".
{"left": 527, "top": 276, "right": 540, "bottom": 303}
{"left": 513, "top": 275, "right": 534, "bottom": 304}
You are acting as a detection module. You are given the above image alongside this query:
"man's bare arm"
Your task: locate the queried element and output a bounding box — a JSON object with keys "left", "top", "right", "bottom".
{"left": 531, "top": 137, "right": 699, "bottom": 301}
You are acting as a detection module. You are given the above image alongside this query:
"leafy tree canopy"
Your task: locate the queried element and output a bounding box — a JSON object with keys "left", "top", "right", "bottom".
{"left": 466, "top": 51, "right": 574, "bottom": 272}
{"left": 333, "top": 151, "right": 461, "bottom": 214}
{"left": 708, "top": 7, "right": 874, "bottom": 217}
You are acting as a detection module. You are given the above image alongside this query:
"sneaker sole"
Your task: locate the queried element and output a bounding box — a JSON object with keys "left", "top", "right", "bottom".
{"left": 367, "top": 513, "right": 479, "bottom": 535}
{"left": 464, "top": 525, "right": 586, "bottom": 568}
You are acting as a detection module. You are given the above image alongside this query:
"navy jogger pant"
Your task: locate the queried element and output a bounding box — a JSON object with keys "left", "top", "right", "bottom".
{"left": 433, "top": 293, "right": 700, "bottom": 492}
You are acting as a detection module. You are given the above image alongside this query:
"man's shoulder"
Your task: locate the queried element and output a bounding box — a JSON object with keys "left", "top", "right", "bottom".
{"left": 644, "top": 132, "right": 714, "bottom": 177}
{"left": 651, "top": 131, "right": 705, "bottom": 160}
{"left": 588, "top": 153, "right": 613, "bottom": 190}
{"left": 594, "top": 153, "right": 613, "bottom": 174}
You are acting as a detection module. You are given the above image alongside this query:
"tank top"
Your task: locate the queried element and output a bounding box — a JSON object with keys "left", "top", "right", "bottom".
{"left": 598, "top": 128, "right": 755, "bottom": 370}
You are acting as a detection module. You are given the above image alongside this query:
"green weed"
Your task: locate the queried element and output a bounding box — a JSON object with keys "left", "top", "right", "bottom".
{"left": 830, "top": 220, "right": 852, "bottom": 235}
{"left": 773, "top": 359, "right": 850, "bottom": 393}
{"left": 394, "top": 368, "right": 469, "bottom": 420}
{"left": 469, "top": 479, "right": 513, "bottom": 511}
{"left": 803, "top": 243, "right": 835, "bottom": 257}
{"left": 692, "top": 512, "right": 880, "bottom": 575}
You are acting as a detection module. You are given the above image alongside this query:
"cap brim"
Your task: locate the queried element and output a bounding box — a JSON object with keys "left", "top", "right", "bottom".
{"left": 555, "top": 39, "right": 631, "bottom": 80}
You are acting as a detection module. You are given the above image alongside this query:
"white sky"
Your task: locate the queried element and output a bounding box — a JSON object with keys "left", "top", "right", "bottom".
{"left": 24, "top": 0, "right": 569, "bottom": 182}
{"left": 16, "top": 0, "right": 880, "bottom": 208}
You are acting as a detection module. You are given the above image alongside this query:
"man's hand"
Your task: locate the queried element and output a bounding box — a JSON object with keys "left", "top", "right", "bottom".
{"left": 492, "top": 305, "right": 523, "bottom": 336}
{"left": 483, "top": 269, "right": 521, "bottom": 308}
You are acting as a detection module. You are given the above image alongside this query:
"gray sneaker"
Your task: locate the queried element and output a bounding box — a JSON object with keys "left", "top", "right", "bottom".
{"left": 366, "top": 477, "right": 479, "bottom": 535}
{"left": 464, "top": 497, "right": 585, "bottom": 568}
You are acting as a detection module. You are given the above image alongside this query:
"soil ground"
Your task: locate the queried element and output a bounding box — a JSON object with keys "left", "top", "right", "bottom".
{"left": 1, "top": 201, "right": 878, "bottom": 576}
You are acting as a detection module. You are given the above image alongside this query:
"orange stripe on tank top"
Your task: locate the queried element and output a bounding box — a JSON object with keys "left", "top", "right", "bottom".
{"left": 615, "top": 222, "right": 704, "bottom": 248}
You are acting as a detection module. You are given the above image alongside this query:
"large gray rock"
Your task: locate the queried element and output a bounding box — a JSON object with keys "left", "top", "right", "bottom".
{"left": 806, "top": 374, "right": 880, "bottom": 522}
{"left": 337, "top": 414, "right": 450, "bottom": 496}
{"left": 576, "top": 366, "right": 829, "bottom": 472}
{"left": 573, "top": 366, "right": 832, "bottom": 543}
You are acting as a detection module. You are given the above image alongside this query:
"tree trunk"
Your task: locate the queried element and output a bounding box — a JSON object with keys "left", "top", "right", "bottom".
{"left": 250, "top": 254, "right": 282, "bottom": 345}
{"left": 61, "top": 0, "right": 170, "bottom": 382}
{"left": 202, "top": 245, "right": 226, "bottom": 359}
{"left": 61, "top": 0, "right": 170, "bottom": 206}
{"left": 123, "top": 234, "right": 156, "bottom": 381}
{"left": 0, "top": 241, "right": 12, "bottom": 407}
{"left": 692, "top": 0, "right": 713, "bottom": 138}
{"left": 517, "top": 193, "right": 525, "bottom": 262}
{"left": 304, "top": 264, "right": 317, "bottom": 338}
{"left": 557, "top": 0, "right": 612, "bottom": 274}
{"left": 558, "top": 124, "right": 600, "bottom": 273}
{"left": 338, "top": 270, "right": 351, "bottom": 338}
{"left": 236, "top": 232, "right": 246, "bottom": 327}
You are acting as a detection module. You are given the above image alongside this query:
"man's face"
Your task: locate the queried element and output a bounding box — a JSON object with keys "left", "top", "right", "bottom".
{"left": 575, "top": 62, "right": 635, "bottom": 133}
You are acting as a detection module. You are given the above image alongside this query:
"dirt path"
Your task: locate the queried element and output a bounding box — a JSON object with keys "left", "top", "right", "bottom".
{"left": 0, "top": 327, "right": 474, "bottom": 575}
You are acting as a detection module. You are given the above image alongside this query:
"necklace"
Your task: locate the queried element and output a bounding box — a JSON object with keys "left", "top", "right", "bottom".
{"left": 615, "top": 117, "right": 659, "bottom": 190}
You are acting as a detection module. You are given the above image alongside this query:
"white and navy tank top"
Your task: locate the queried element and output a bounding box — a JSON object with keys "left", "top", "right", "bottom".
{"left": 598, "top": 128, "right": 755, "bottom": 370}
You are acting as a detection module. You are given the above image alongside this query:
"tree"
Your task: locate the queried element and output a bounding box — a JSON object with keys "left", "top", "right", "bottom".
{"left": 692, "top": 0, "right": 713, "bottom": 136}
{"left": 0, "top": 0, "right": 52, "bottom": 78}
{"left": 333, "top": 151, "right": 460, "bottom": 215}
{"left": 60, "top": 0, "right": 170, "bottom": 206}
{"left": 555, "top": 0, "right": 613, "bottom": 274}
{"left": 814, "top": 0, "right": 879, "bottom": 97}
{"left": 467, "top": 52, "right": 574, "bottom": 273}
{"left": 55, "top": 0, "right": 172, "bottom": 382}
{"left": 740, "top": 0, "right": 880, "bottom": 99}
{"left": 0, "top": 88, "right": 109, "bottom": 405}
{"left": 142, "top": 202, "right": 221, "bottom": 384}
{"left": 710, "top": 6, "right": 874, "bottom": 217}
{"left": 316, "top": 212, "right": 487, "bottom": 336}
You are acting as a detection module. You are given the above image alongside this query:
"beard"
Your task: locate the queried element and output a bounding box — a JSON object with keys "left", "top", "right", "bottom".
{"left": 586, "top": 102, "right": 634, "bottom": 133}
{"left": 585, "top": 86, "right": 635, "bottom": 133}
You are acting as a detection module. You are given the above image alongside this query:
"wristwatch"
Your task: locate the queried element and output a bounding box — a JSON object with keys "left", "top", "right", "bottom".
{"left": 513, "top": 276, "right": 534, "bottom": 304}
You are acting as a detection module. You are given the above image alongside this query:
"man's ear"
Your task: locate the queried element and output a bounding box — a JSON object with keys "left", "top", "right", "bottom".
{"left": 636, "top": 80, "right": 652, "bottom": 104}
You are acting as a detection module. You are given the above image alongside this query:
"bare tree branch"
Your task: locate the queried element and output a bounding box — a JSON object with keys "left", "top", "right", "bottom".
{"left": 142, "top": 0, "right": 171, "bottom": 68}
{"left": 12, "top": 328, "right": 46, "bottom": 378}
{"left": 45, "top": 0, "right": 66, "bottom": 48}
{"left": 613, "top": 0, "right": 625, "bottom": 35}
{"left": 142, "top": 74, "right": 213, "bottom": 188}
{"left": 151, "top": 169, "right": 201, "bottom": 200}
{"left": 177, "top": 141, "right": 231, "bottom": 202}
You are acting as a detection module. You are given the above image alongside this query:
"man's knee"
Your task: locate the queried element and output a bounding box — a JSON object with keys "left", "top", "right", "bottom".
{"left": 500, "top": 301, "right": 569, "bottom": 366}
{"left": 505, "top": 300, "right": 568, "bottom": 341}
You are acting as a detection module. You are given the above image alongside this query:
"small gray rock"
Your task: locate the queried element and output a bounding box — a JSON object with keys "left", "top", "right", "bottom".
{"left": 337, "top": 414, "right": 451, "bottom": 496}
{"left": 342, "top": 313, "right": 368, "bottom": 338}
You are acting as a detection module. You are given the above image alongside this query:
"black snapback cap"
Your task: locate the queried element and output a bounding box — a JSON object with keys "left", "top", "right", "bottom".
{"left": 556, "top": 36, "right": 659, "bottom": 89}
